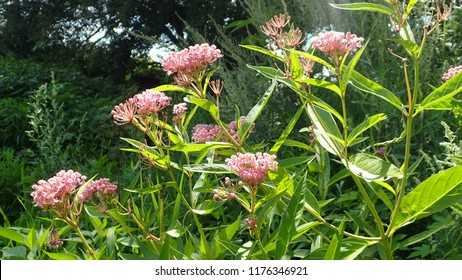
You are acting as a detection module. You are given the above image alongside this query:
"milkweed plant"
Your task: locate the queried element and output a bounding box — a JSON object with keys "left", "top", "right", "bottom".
{"left": 2, "top": 0, "right": 462, "bottom": 260}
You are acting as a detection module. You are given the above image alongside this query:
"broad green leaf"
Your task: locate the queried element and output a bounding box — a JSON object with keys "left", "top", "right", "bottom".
{"left": 241, "top": 79, "right": 277, "bottom": 142}
{"left": 340, "top": 42, "right": 368, "bottom": 94}
{"left": 255, "top": 171, "right": 291, "bottom": 210}
{"left": 275, "top": 176, "right": 306, "bottom": 259}
{"left": 329, "top": 2, "right": 393, "bottom": 15}
{"left": 389, "top": 165, "right": 462, "bottom": 234}
{"left": 0, "top": 227, "right": 27, "bottom": 246}
{"left": 270, "top": 103, "right": 305, "bottom": 154}
{"left": 345, "top": 153, "right": 403, "bottom": 181}
{"left": 153, "top": 84, "right": 199, "bottom": 97}
{"left": 306, "top": 103, "right": 345, "bottom": 158}
{"left": 106, "top": 226, "right": 116, "bottom": 257}
{"left": 44, "top": 252, "right": 80, "bottom": 260}
{"left": 296, "top": 78, "right": 342, "bottom": 97}
{"left": 324, "top": 219, "right": 345, "bottom": 260}
{"left": 347, "top": 113, "right": 387, "bottom": 144}
{"left": 350, "top": 70, "right": 403, "bottom": 110}
{"left": 184, "top": 96, "right": 218, "bottom": 118}
{"left": 240, "top": 44, "right": 284, "bottom": 62}
{"left": 416, "top": 70, "right": 462, "bottom": 114}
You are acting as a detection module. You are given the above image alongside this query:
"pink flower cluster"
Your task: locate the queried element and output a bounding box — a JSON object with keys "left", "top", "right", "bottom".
{"left": 31, "top": 170, "right": 87, "bottom": 209}
{"left": 442, "top": 65, "right": 462, "bottom": 82}
{"left": 191, "top": 117, "right": 248, "bottom": 143}
{"left": 312, "top": 31, "right": 364, "bottom": 63}
{"left": 225, "top": 152, "right": 278, "bottom": 187}
{"left": 161, "top": 43, "right": 223, "bottom": 85}
{"left": 111, "top": 89, "right": 172, "bottom": 125}
{"left": 135, "top": 89, "right": 172, "bottom": 116}
{"left": 78, "top": 178, "right": 118, "bottom": 203}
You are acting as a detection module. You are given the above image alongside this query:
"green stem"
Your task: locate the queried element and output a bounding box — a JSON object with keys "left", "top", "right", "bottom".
{"left": 66, "top": 219, "right": 96, "bottom": 260}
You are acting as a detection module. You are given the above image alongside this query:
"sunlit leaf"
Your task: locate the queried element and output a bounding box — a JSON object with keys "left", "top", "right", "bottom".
{"left": 344, "top": 153, "right": 403, "bottom": 181}
{"left": 389, "top": 165, "right": 462, "bottom": 234}
{"left": 329, "top": 2, "right": 394, "bottom": 15}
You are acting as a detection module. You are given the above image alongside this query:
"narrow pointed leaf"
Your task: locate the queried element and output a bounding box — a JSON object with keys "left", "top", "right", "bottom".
{"left": 240, "top": 44, "right": 285, "bottom": 61}
{"left": 242, "top": 79, "right": 277, "bottom": 141}
{"left": 296, "top": 78, "right": 342, "bottom": 97}
{"left": 347, "top": 113, "right": 387, "bottom": 144}
{"left": 389, "top": 165, "right": 462, "bottom": 234}
{"left": 306, "top": 103, "right": 345, "bottom": 158}
{"left": 289, "top": 49, "right": 335, "bottom": 71}
{"left": 184, "top": 96, "right": 218, "bottom": 118}
{"left": 340, "top": 42, "right": 368, "bottom": 94}
{"left": 324, "top": 219, "right": 345, "bottom": 260}
{"left": 153, "top": 84, "right": 199, "bottom": 97}
{"left": 350, "top": 70, "right": 403, "bottom": 110}
{"left": 329, "top": 2, "right": 393, "bottom": 15}
{"left": 416, "top": 71, "right": 462, "bottom": 114}
{"left": 275, "top": 176, "right": 306, "bottom": 259}
{"left": 270, "top": 103, "right": 305, "bottom": 154}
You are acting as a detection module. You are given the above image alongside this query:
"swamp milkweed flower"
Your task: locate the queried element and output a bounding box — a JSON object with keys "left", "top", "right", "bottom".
{"left": 134, "top": 89, "right": 172, "bottom": 116}
{"left": 225, "top": 152, "right": 278, "bottom": 188}
{"left": 111, "top": 97, "right": 137, "bottom": 125}
{"left": 442, "top": 65, "right": 462, "bottom": 82}
{"left": 78, "top": 178, "right": 118, "bottom": 203}
{"left": 312, "top": 31, "right": 364, "bottom": 66}
{"left": 31, "top": 170, "right": 87, "bottom": 209}
{"left": 161, "top": 43, "right": 223, "bottom": 86}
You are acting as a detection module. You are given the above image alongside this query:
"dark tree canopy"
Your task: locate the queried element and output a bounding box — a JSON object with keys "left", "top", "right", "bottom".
{"left": 0, "top": 0, "right": 244, "bottom": 81}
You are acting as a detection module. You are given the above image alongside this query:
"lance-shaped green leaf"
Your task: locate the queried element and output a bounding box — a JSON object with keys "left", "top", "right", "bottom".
{"left": 340, "top": 42, "right": 368, "bottom": 94}
{"left": 324, "top": 219, "right": 345, "bottom": 260}
{"left": 240, "top": 44, "right": 284, "bottom": 62}
{"left": 270, "top": 102, "right": 305, "bottom": 154}
{"left": 289, "top": 49, "right": 335, "bottom": 71}
{"left": 415, "top": 71, "right": 462, "bottom": 114}
{"left": 406, "top": 0, "right": 419, "bottom": 16}
{"left": 241, "top": 79, "right": 277, "bottom": 142}
{"left": 347, "top": 113, "right": 387, "bottom": 145}
{"left": 350, "top": 70, "right": 403, "bottom": 110}
{"left": 389, "top": 39, "right": 420, "bottom": 58}
{"left": 306, "top": 103, "right": 345, "bottom": 158}
{"left": 329, "top": 2, "right": 394, "bottom": 15}
{"left": 166, "top": 142, "right": 234, "bottom": 153}
{"left": 153, "top": 84, "right": 199, "bottom": 97}
{"left": 120, "top": 138, "right": 170, "bottom": 169}
{"left": 183, "top": 163, "right": 231, "bottom": 174}
{"left": 247, "top": 64, "right": 344, "bottom": 122}
{"left": 184, "top": 95, "right": 218, "bottom": 118}
{"left": 389, "top": 165, "right": 462, "bottom": 234}
{"left": 344, "top": 153, "right": 403, "bottom": 181}
{"left": 296, "top": 78, "right": 342, "bottom": 98}
{"left": 275, "top": 175, "right": 306, "bottom": 259}
{"left": 202, "top": 68, "right": 218, "bottom": 97}
{"left": 290, "top": 51, "right": 303, "bottom": 80}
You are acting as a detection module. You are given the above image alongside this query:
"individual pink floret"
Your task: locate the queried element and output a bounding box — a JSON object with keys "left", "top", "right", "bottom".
{"left": 312, "top": 31, "right": 364, "bottom": 62}
{"left": 31, "top": 170, "right": 86, "bottom": 209}
{"left": 442, "top": 65, "right": 462, "bottom": 82}
{"left": 225, "top": 152, "right": 278, "bottom": 187}
{"left": 134, "top": 89, "right": 172, "bottom": 115}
